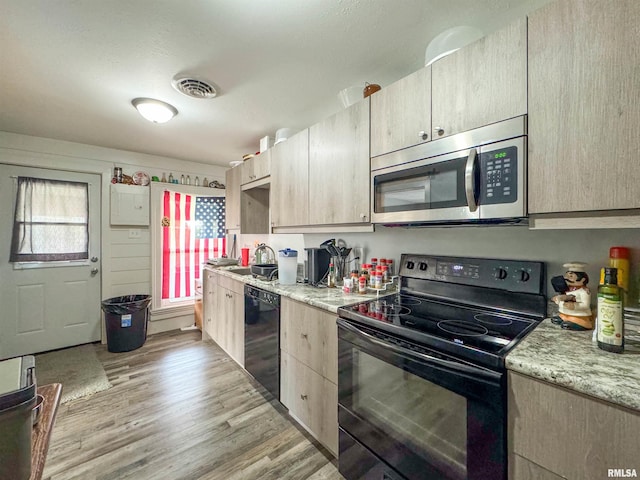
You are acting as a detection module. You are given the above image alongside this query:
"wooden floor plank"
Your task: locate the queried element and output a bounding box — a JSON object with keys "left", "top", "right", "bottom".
{"left": 43, "top": 330, "right": 342, "bottom": 480}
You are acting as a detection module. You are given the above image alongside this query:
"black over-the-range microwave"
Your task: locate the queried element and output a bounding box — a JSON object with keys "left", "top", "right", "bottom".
{"left": 371, "top": 116, "right": 527, "bottom": 226}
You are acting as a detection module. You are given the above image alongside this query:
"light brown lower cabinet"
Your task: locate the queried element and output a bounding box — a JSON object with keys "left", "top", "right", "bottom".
{"left": 508, "top": 371, "right": 640, "bottom": 480}
{"left": 280, "top": 298, "right": 337, "bottom": 384}
{"left": 202, "top": 269, "right": 217, "bottom": 342}
{"left": 280, "top": 297, "right": 338, "bottom": 456}
{"left": 509, "top": 453, "right": 564, "bottom": 480}
{"left": 203, "top": 270, "right": 244, "bottom": 367}
{"left": 281, "top": 351, "right": 338, "bottom": 456}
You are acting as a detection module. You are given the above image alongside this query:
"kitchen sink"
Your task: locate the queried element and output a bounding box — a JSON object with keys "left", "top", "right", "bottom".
{"left": 227, "top": 267, "right": 252, "bottom": 276}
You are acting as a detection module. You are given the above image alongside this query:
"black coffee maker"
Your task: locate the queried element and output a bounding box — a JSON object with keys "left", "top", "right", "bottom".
{"left": 305, "top": 248, "right": 331, "bottom": 286}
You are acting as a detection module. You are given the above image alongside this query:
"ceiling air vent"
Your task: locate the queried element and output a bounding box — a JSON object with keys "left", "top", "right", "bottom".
{"left": 171, "top": 76, "right": 218, "bottom": 99}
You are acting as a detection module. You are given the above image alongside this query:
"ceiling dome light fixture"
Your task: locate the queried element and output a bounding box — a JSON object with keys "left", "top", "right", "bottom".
{"left": 131, "top": 98, "right": 178, "bottom": 124}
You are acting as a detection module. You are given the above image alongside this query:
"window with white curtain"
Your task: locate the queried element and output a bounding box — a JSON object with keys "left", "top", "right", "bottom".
{"left": 10, "top": 177, "right": 89, "bottom": 262}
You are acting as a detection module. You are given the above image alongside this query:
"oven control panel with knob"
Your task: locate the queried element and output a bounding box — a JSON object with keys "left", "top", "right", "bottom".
{"left": 399, "top": 254, "right": 545, "bottom": 295}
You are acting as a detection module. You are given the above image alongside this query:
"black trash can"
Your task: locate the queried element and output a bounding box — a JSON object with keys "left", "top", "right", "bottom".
{"left": 101, "top": 295, "right": 151, "bottom": 353}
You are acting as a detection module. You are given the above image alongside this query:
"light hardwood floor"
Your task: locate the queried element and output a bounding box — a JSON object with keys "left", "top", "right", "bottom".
{"left": 43, "top": 330, "right": 343, "bottom": 480}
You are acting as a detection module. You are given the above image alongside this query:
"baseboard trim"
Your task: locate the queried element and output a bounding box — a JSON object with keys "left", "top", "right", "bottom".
{"left": 148, "top": 312, "right": 195, "bottom": 335}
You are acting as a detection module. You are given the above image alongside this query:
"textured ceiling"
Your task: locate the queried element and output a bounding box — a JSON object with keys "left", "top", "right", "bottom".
{"left": 0, "top": 0, "right": 551, "bottom": 167}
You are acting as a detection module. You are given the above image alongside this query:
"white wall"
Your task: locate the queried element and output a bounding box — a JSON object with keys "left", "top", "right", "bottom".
{"left": 0, "top": 131, "right": 228, "bottom": 335}
{"left": 236, "top": 218, "right": 639, "bottom": 304}
{"left": 6, "top": 130, "right": 637, "bottom": 339}
{"left": 304, "top": 225, "right": 640, "bottom": 303}
{"left": 110, "top": 227, "right": 151, "bottom": 297}
{"left": 233, "top": 233, "right": 305, "bottom": 264}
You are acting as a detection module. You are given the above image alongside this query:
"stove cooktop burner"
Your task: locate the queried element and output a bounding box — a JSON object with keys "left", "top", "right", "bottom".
{"left": 341, "top": 292, "right": 536, "bottom": 357}
{"left": 383, "top": 304, "right": 412, "bottom": 316}
{"left": 437, "top": 320, "right": 489, "bottom": 337}
{"left": 393, "top": 295, "right": 422, "bottom": 306}
{"left": 474, "top": 313, "right": 514, "bottom": 326}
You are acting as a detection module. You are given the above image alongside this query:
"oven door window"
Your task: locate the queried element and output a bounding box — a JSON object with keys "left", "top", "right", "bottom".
{"left": 338, "top": 323, "right": 506, "bottom": 480}
{"left": 374, "top": 156, "right": 467, "bottom": 213}
{"left": 353, "top": 348, "right": 467, "bottom": 479}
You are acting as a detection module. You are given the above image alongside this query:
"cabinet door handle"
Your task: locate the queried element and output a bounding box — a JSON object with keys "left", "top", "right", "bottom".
{"left": 418, "top": 130, "right": 428, "bottom": 140}
{"left": 434, "top": 127, "right": 445, "bottom": 137}
{"left": 360, "top": 213, "right": 368, "bottom": 221}
{"left": 300, "top": 394, "right": 308, "bottom": 400}
{"left": 301, "top": 333, "right": 308, "bottom": 339}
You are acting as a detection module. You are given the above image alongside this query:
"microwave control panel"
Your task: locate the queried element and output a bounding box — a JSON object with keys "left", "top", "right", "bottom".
{"left": 480, "top": 146, "right": 517, "bottom": 205}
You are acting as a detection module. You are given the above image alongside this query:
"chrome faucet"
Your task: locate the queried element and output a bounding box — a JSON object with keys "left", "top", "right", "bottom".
{"left": 254, "top": 243, "right": 276, "bottom": 265}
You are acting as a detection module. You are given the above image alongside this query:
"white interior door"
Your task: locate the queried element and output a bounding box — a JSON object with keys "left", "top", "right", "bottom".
{"left": 0, "top": 164, "right": 101, "bottom": 359}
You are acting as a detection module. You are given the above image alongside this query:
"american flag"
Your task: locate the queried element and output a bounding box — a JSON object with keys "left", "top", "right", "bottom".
{"left": 161, "top": 191, "right": 226, "bottom": 301}
{"left": 195, "top": 197, "right": 226, "bottom": 239}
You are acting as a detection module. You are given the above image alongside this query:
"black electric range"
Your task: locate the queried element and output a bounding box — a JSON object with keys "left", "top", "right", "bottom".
{"left": 336, "top": 254, "right": 547, "bottom": 480}
{"left": 338, "top": 254, "right": 547, "bottom": 370}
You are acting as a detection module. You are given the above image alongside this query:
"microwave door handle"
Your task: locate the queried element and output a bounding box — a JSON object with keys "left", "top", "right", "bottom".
{"left": 465, "top": 149, "right": 478, "bottom": 213}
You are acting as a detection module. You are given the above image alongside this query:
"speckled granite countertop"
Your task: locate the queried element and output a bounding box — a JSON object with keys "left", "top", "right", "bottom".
{"left": 506, "top": 319, "right": 640, "bottom": 412}
{"left": 205, "top": 265, "right": 383, "bottom": 313}
{"left": 209, "top": 265, "right": 640, "bottom": 411}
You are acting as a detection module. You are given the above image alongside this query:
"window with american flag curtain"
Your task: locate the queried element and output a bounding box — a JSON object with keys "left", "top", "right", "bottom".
{"left": 161, "top": 191, "right": 226, "bottom": 303}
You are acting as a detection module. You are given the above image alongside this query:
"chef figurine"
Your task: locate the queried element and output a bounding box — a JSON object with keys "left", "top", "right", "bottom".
{"left": 550, "top": 262, "right": 594, "bottom": 330}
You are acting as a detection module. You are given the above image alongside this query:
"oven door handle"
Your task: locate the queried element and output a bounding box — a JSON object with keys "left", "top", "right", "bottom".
{"left": 465, "top": 148, "right": 479, "bottom": 213}
{"left": 338, "top": 319, "right": 500, "bottom": 381}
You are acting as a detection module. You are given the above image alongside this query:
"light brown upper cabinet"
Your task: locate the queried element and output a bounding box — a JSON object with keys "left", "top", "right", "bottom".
{"left": 224, "top": 165, "right": 241, "bottom": 232}
{"left": 270, "top": 129, "right": 310, "bottom": 229}
{"left": 528, "top": 0, "right": 640, "bottom": 216}
{"left": 431, "top": 17, "right": 527, "bottom": 140}
{"left": 309, "top": 99, "right": 370, "bottom": 226}
{"left": 240, "top": 150, "right": 270, "bottom": 235}
{"left": 370, "top": 66, "right": 432, "bottom": 158}
{"left": 225, "top": 164, "right": 269, "bottom": 234}
{"left": 241, "top": 150, "right": 270, "bottom": 186}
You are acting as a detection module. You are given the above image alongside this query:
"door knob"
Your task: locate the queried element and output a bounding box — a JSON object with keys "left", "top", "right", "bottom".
{"left": 90, "top": 268, "right": 99, "bottom": 276}
{"left": 435, "top": 127, "right": 445, "bottom": 136}
{"left": 418, "top": 130, "right": 428, "bottom": 140}
{"left": 91, "top": 256, "right": 99, "bottom": 263}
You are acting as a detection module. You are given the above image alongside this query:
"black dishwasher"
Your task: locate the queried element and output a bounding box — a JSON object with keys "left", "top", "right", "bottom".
{"left": 244, "top": 285, "right": 280, "bottom": 400}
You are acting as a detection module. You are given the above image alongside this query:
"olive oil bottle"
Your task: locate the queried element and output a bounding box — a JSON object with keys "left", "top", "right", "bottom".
{"left": 597, "top": 267, "right": 624, "bottom": 353}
